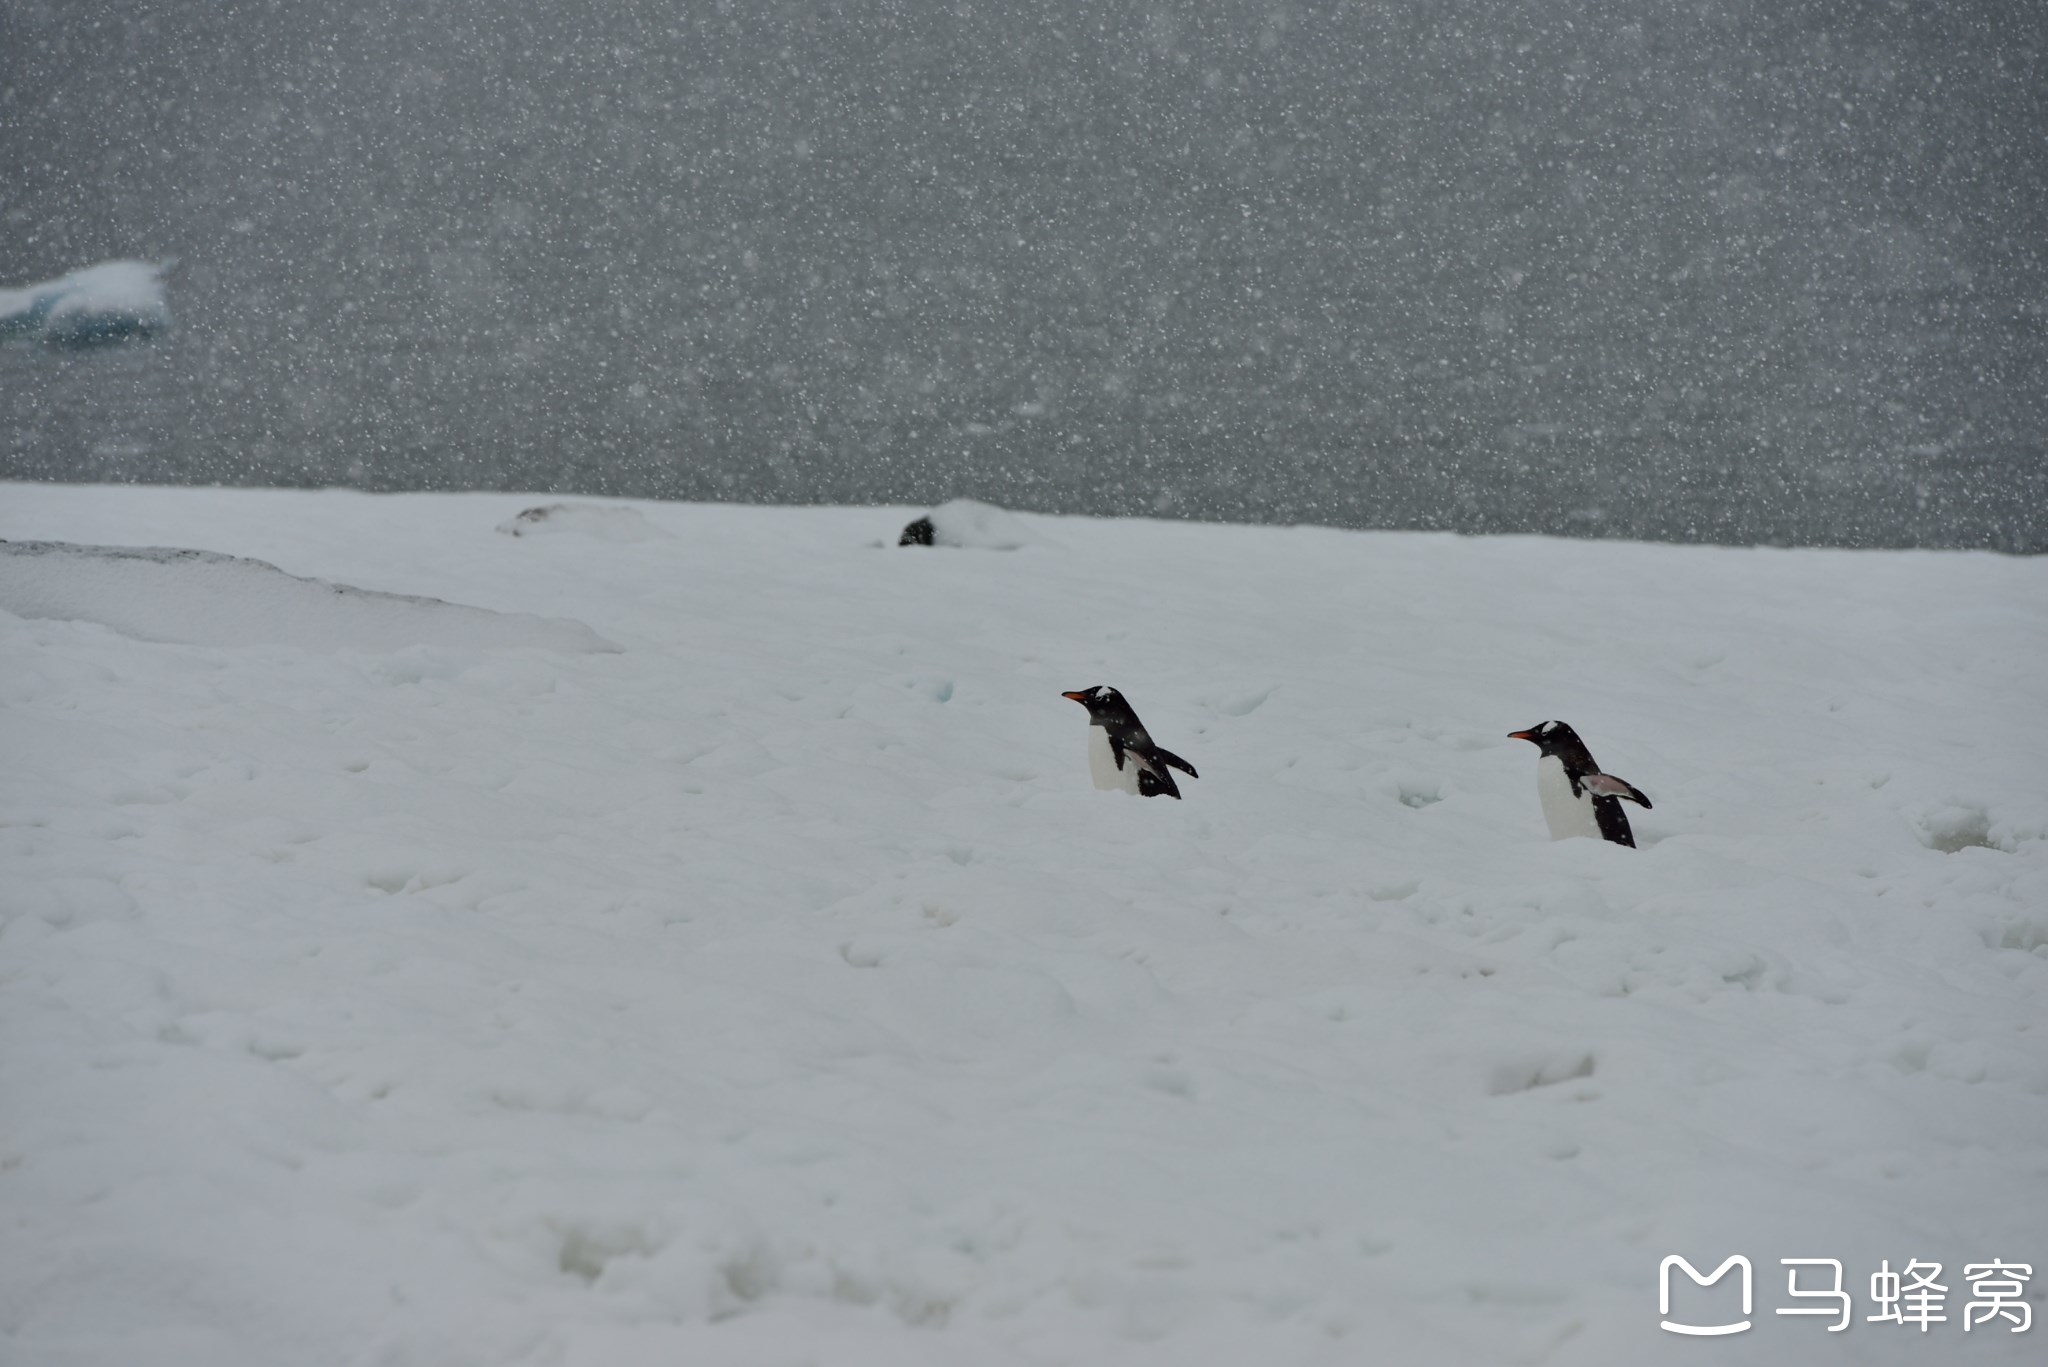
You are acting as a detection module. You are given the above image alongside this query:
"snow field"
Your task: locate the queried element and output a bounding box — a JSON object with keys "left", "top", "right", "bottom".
{"left": 1, "top": 484, "right": 2044, "bottom": 1365}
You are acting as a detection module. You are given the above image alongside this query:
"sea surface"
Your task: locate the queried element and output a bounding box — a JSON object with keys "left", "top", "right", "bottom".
{"left": 4, "top": 0, "right": 2042, "bottom": 550}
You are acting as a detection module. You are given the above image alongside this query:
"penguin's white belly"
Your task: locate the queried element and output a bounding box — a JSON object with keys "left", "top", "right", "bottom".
{"left": 1086, "top": 725, "right": 1142, "bottom": 794}
{"left": 1536, "top": 754, "right": 1603, "bottom": 840}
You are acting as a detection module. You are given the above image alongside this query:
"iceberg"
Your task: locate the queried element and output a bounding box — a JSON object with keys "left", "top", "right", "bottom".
{"left": 0, "top": 259, "right": 172, "bottom": 346}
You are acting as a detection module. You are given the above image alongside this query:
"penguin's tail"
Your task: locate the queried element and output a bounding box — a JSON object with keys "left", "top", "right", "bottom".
{"left": 1136, "top": 768, "right": 1182, "bottom": 800}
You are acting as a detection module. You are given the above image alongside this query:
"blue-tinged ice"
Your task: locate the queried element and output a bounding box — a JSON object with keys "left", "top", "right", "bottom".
{"left": 0, "top": 259, "right": 172, "bottom": 346}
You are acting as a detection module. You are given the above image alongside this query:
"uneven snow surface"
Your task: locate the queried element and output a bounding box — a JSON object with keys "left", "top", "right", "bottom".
{"left": 496, "top": 502, "right": 669, "bottom": 542}
{"left": 2, "top": 485, "right": 2043, "bottom": 1366}
{"left": 0, "top": 540, "right": 617, "bottom": 653}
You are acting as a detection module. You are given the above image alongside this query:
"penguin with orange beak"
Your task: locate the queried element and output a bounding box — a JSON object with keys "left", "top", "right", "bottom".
{"left": 1508, "top": 720, "right": 1650, "bottom": 846}
{"left": 1061, "top": 686, "right": 1199, "bottom": 799}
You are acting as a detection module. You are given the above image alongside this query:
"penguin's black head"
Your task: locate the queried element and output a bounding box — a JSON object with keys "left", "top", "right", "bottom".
{"left": 1063, "top": 685, "right": 1133, "bottom": 724}
{"left": 1509, "top": 720, "right": 1585, "bottom": 758}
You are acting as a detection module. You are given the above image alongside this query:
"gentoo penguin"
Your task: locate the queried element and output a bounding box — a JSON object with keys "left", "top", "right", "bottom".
{"left": 1507, "top": 720, "right": 1651, "bottom": 847}
{"left": 1061, "top": 686, "right": 1199, "bottom": 799}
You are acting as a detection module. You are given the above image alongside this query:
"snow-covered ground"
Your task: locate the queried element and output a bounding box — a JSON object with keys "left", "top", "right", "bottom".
{"left": 2, "top": 483, "right": 2043, "bottom": 1366}
{"left": 0, "top": 260, "right": 171, "bottom": 346}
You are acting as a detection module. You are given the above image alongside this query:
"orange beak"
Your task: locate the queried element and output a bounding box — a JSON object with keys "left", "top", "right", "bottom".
{"left": 1062, "top": 691, "right": 1089, "bottom": 704}
{"left": 1507, "top": 730, "right": 1536, "bottom": 741}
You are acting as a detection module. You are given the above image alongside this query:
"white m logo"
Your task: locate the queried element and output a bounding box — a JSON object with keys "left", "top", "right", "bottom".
{"left": 1660, "top": 1255, "right": 1753, "bottom": 1336}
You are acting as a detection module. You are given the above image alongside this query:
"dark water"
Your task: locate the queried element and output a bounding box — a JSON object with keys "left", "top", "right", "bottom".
{"left": 4, "top": 0, "right": 2044, "bottom": 551}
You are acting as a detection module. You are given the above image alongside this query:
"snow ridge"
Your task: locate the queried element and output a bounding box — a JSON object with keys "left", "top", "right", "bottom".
{"left": 0, "top": 539, "right": 619, "bottom": 653}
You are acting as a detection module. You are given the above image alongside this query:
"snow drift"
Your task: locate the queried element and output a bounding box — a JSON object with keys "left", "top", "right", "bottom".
{"left": 0, "top": 540, "right": 618, "bottom": 652}
{"left": 0, "top": 259, "right": 171, "bottom": 346}
{"left": 897, "top": 497, "right": 1037, "bottom": 549}
{"left": 496, "top": 501, "right": 670, "bottom": 541}
{"left": 1, "top": 484, "right": 2042, "bottom": 1367}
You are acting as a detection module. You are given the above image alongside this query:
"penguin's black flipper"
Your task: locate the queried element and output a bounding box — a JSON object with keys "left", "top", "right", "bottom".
{"left": 1152, "top": 747, "right": 1198, "bottom": 780}
{"left": 1108, "top": 732, "right": 1129, "bottom": 772}
{"left": 1592, "top": 796, "right": 1637, "bottom": 847}
{"left": 1136, "top": 767, "right": 1182, "bottom": 799}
